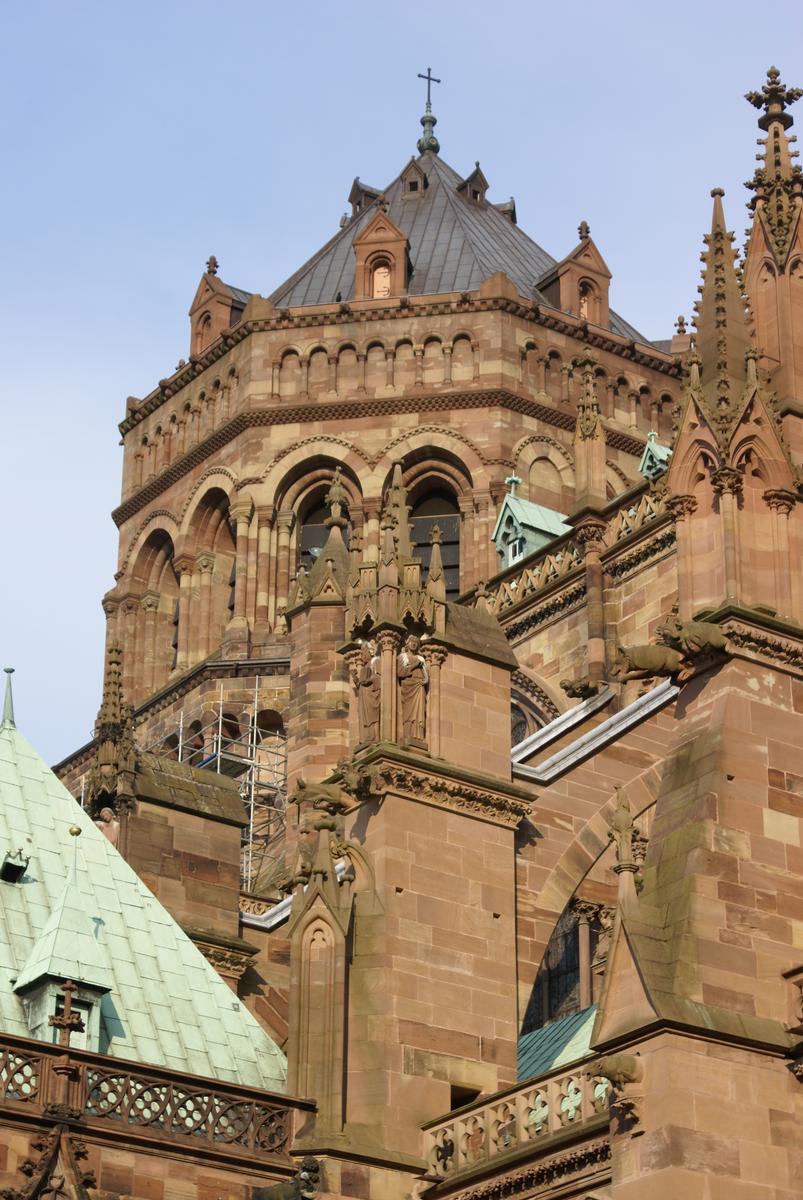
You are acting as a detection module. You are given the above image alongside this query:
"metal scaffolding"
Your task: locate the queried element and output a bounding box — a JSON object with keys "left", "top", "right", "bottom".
{"left": 146, "top": 678, "right": 287, "bottom": 891}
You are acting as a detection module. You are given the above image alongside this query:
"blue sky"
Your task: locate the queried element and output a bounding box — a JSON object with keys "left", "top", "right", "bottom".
{"left": 2, "top": 1, "right": 802, "bottom": 763}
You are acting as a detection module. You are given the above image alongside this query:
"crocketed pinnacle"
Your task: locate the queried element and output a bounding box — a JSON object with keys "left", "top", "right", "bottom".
{"left": 2, "top": 668, "right": 15, "bottom": 729}
{"left": 692, "top": 189, "right": 755, "bottom": 446}
{"left": 745, "top": 67, "right": 803, "bottom": 265}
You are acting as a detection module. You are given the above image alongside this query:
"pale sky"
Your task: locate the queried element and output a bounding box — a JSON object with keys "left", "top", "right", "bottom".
{"left": 2, "top": 0, "right": 802, "bottom": 763}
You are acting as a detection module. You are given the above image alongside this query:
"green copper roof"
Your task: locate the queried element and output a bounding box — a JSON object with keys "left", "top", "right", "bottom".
{"left": 14, "top": 839, "right": 113, "bottom": 994}
{"left": 492, "top": 495, "right": 571, "bottom": 544}
{"left": 517, "top": 1005, "right": 596, "bottom": 1081}
{"left": 0, "top": 714, "right": 287, "bottom": 1092}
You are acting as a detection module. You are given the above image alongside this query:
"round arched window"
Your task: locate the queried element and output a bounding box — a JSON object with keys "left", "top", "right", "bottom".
{"left": 372, "top": 261, "right": 392, "bottom": 299}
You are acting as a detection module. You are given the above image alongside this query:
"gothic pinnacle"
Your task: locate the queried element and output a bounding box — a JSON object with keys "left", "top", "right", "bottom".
{"left": 2, "top": 667, "right": 15, "bottom": 728}
{"left": 745, "top": 66, "right": 803, "bottom": 264}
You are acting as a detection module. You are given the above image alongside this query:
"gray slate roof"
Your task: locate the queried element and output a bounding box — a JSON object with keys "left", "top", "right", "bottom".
{"left": 269, "top": 151, "right": 646, "bottom": 342}
{"left": 0, "top": 707, "right": 287, "bottom": 1092}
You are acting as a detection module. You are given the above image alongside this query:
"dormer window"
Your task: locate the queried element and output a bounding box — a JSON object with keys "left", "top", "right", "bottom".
{"left": 353, "top": 210, "right": 409, "bottom": 301}
{"left": 401, "top": 159, "right": 427, "bottom": 199}
{"left": 457, "top": 162, "right": 489, "bottom": 207}
{"left": 372, "top": 261, "right": 392, "bottom": 299}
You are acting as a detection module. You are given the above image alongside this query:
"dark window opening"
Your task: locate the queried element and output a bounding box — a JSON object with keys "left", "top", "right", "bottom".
{"left": 410, "top": 490, "right": 460, "bottom": 600}
{"left": 450, "top": 1084, "right": 481, "bottom": 1111}
{"left": 227, "top": 563, "right": 236, "bottom": 617}
{"left": 171, "top": 600, "right": 179, "bottom": 670}
{"left": 298, "top": 497, "right": 351, "bottom": 575}
{"left": 408, "top": 180, "right": 419, "bottom": 193}
{"left": 511, "top": 704, "right": 528, "bottom": 747}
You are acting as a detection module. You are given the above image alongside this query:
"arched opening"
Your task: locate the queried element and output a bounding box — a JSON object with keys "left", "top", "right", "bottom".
{"left": 298, "top": 495, "right": 329, "bottom": 573}
{"left": 578, "top": 280, "right": 599, "bottom": 323}
{"left": 410, "top": 489, "right": 460, "bottom": 600}
{"left": 371, "top": 259, "right": 392, "bottom": 299}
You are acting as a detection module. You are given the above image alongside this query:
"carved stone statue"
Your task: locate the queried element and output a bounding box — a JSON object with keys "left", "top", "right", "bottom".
{"left": 355, "top": 641, "right": 381, "bottom": 743}
{"left": 397, "top": 634, "right": 429, "bottom": 742}
{"left": 93, "top": 806, "right": 120, "bottom": 847}
{"left": 608, "top": 787, "right": 637, "bottom": 870}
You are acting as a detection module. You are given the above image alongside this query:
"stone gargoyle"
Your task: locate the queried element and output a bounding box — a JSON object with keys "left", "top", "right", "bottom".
{"left": 655, "top": 610, "right": 728, "bottom": 657}
{"left": 291, "top": 761, "right": 375, "bottom": 815}
{"left": 612, "top": 642, "right": 685, "bottom": 682}
{"left": 254, "top": 1156, "right": 321, "bottom": 1200}
{"left": 595, "top": 1053, "right": 644, "bottom": 1133}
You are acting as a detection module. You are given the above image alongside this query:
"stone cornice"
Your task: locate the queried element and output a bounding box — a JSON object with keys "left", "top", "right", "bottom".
{"left": 113, "top": 390, "right": 649, "bottom": 527}
{"left": 359, "top": 744, "right": 533, "bottom": 827}
{"left": 120, "top": 296, "right": 681, "bottom": 434}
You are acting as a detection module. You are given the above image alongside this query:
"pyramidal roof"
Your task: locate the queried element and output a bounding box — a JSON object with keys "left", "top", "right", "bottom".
{"left": 0, "top": 687, "right": 287, "bottom": 1092}
{"left": 268, "top": 149, "right": 645, "bottom": 342}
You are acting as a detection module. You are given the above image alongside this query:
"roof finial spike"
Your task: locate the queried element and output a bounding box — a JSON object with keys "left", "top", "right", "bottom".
{"left": 2, "top": 667, "right": 15, "bottom": 729}
{"left": 206, "top": 255, "right": 219, "bottom": 276}
{"left": 504, "top": 474, "right": 522, "bottom": 497}
{"left": 416, "top": 67, "right": 442, "bottom": 155}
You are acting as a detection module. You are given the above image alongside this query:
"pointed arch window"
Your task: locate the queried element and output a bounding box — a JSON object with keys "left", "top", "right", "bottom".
{"left": 410, "top": 490, "right": 460, "bottom": 600}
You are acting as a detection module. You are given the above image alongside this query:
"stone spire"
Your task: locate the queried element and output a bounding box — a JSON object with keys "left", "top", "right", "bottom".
{"left": 84, "top": 642, "right": 138, "bottom": 814}
{"left": 2, "top": 667, "right": 14, "bottom": 729}
{"left": 289, "top": 469, "right": 351, "bottom": 608}
{"left": 745, "top": 66, "right": 803, "bottom": 266}
{"left": 417, "top": 66, "right": 441, "bottom": 154}
{"left": 691, "top": 189, "right": 755, "bottom": 447}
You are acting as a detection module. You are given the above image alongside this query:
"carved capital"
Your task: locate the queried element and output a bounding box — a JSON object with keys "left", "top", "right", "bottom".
{"left": 276, "top": 510, "right": 295, "bottom": 534}
{"left": 140, "top": 591, "right": 160, "bottom": 613}
{"left": 173, "top": 552, "right": 196, "bottom": 576}
{"left": 764, "top": 488, "right": 796, "bottom": 516}
{"left": 230, "top": 495, "right": 254, "bottom": 525}
{"left": 196, "top": 552, "right": 216, "bottom": 575}
{"left": 573, "top": 517, "right": 607, "bottom": 552}
{"left": 667, "top": 493, "right": 698, "bottom": 521}
{"left": 421, "top": 642, "right": 448, "bottom": 668}
{"left": 711, "top": 466, "right": 744, "bottom": 497}
{"left": 375, "top": 629, "right": 402, "bottom": 654}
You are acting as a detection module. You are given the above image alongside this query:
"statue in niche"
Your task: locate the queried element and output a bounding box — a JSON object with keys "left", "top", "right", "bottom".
{"left": 355, "top": 641, "right": 381, "bottom": 743}
{"left": 397, "top": 634, "right": 429, "bottom": 742}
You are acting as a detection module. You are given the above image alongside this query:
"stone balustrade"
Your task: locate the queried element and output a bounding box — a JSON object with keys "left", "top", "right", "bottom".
{"left": 423, "top": 1064, "right": 610, "bottom": 1180}
{"left": 0, "top": 1034, "right": 311, "bottom": 1163}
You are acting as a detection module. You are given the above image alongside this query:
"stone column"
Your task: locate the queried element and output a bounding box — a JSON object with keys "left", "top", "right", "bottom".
{"left": 328, "top": 354, "right": 337, "bottom": 394}
{"left": 443, "top": 345, "right": 453, "bottom": 385}
{"left": 101, "top": 594, "right": 120, "bottom": 663}
{"left": 667, "top": 494, "right": 698, "bottom": 619}
{"left": 228, "top": 497, "right": 254, "bottom": 631}
{"left": 384, "top": 348, "right": 395, "bottom": 389}
{"left": 421, "top": 644, "right": 447, "bottom": 756}
{"left": 120, "top": 597, "right": 140, "bottom": 701}
{"left": 376, "top": 629, "right": 401, "bottom": 743}
{"left": 362, "top": 499, "right": 381, "bottom": 563}
{"left": 276, "top": 511, "right": 295, "bottom": 610}
{"left": 140, "top": 592, "right": 160, "bottom": 698}
{"left": 536, "top": 353, "right": 547, "bottom": 393}
{"left": 255, "top": 507, "right": 274, "bottom": 631}
{"left": 712, "top": 467, "right": 743, "bottom": 602}
{"left": 628, "top": 390, "right": 639, "bottom": 428}
{"left": 764, "top": 489, "right": 796, "bottom": 617}
{"left": 574, "top": 516, "right": 608, "bottom": 684}
{"left": 572, "top": 900, "right": 599, "bottom": 1010}
{"left": 299, "top": 357, "right": 309, "bottom": 398}
{"left": 271, "top": 360, "right": 280, "bottom": 399}
{"left": 413, "top": 345, "right": 424, "bottom": 388}
{"left": 472, "top": 340, "right": 480, "bottom": 382}
{"left": 173, "top": 555, "right": 193, "bottom": 671}
{"left": 459, "top": 494, "right": 475, "bottom": 587}
{"left": 196, "top": 552, "right": 216, "bottom": 661}
{"left": 356, "top": 352, "right": 366, "bottom": 394}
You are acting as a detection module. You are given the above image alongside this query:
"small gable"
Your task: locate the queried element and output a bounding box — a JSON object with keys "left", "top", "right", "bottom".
{"left": 400, "top": 158, "right": 428, "bottom": 200}
{"left": 353, "top": 207, "right": 409, "bottom": 301}
{"left": 457, "top": 161, "right": 489, "bottom": 205}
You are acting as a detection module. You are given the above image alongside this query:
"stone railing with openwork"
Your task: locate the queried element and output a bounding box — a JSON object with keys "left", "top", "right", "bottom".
{"left": 422, "top": 1063, "right": 610, "bottom": 1182}
{"left": 0, "top": 1034, "right": 312, "bottom": 1167}
{"left": 464, "top": 481, "right": 671, "bottom": 620}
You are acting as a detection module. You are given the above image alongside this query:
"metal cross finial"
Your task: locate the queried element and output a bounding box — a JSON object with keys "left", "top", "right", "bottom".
{"left": 418, "top": 67, "right": 441, "bottom": 110}
{"left": 505, "top": 474, "right": 523, "bottom": 497}
{"left": 48, "top": 981, "right": 85, "bottom": 1048}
